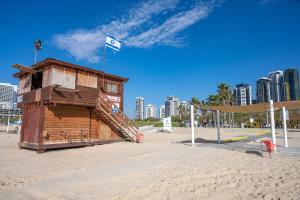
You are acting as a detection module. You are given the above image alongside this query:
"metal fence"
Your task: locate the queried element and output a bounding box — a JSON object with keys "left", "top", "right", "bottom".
{"left": 0, "top": 108, "right": 22, "bottom": 117}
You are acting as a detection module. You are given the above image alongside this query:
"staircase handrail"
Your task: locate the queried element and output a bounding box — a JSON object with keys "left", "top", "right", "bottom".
{"left": 96, "top": 90, "right": 139, "bottom": 139}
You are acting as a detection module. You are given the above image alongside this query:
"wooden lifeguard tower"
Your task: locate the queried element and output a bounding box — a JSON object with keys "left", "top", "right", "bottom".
{"left": 13, "top": 58, "right": 139, "bottom": 152}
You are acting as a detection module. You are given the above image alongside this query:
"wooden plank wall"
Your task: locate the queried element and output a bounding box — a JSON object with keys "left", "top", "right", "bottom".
{"left": 51, "top": 65, "right": 76, "bottom": 89}
{"left": 19, "top": 65, "right": 125, "bottom": 109}
{"left": 50, "top": 86, "right": 98, "bottom": 106}
{"left": 44, "top": 105, "right": 90, "bottom": 141}
{"left": 77, "top": 72, "right": 97, "bottom": 88}
{"left": 21, "top": 87, "right": 51, "bottom": 104}
{"left": 22, "top": 106, "right": 42, "bottom": 143}
{"left": 76, "top": 86, "right": 98, "bottom": 105}
{"left": 51, "top": 88, "right": 76, "bottom": 103}
{"left": 43, "top": 105, "right": 121, "bottom": 142}
{"left": 18, "top": 75, "right": 31, "bottom": 94}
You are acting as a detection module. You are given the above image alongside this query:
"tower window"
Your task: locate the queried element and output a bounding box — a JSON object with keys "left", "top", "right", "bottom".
{"left": 31, "top": 72, "right": 43, "bottom": 90}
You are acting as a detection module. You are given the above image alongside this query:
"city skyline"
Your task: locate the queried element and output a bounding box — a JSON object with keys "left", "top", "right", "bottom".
{"left": 0, "top": 82, "right": 18, "bottom": 109}
{"left": 234, "top": 84, "right": 252, "bottom": 106}
{"left": 135, "top": 67, "right": 299, "bottom": 119}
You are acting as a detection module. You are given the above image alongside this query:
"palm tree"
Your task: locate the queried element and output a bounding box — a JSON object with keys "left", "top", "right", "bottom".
{"left": 191, "top": 97, "right": 200, "bottom": 108}
{"left": 178, "top": 104, "right": 186, "bottom": 126}
{"left": 207, "top": 95, "right": 221, "bottom": 127}
{"left": 217, "top": 83, "right": 233, "bottom": 126}
{"left": 207, "top": 95, "right": 221, "bottom": 106}
{"left": 200, "top": 100, "right": 209, "bottom": 127}
{"left": 217, "top": 83, "right": 232, "bottom": 106}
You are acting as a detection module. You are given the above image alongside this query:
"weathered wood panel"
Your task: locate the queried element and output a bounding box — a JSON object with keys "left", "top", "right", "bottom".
{"left": 21, "top": 85, "right": 98, "bottom": 106}
{"left": 76, "top": 86, "right": 97, "bottom": 105}
{"left": 22, "top": 90, "right": 37, "bottom": 103}
{"left": 42, "top": 67, "right": 51, "bottom": 87}
{"left": 21, "top": 87, "right": 51, "bottom": 104}
{"left": 51, "top": 88, "right": 76, "bottom": 103}
{"left": 43, "top": 105, "right": 121, "bottom": 142}
{"left": 99, "top": 123, "right": 111, "bottom": 140}
{"left": 35, "top": 88, "right": 41, "bottom": 102}
{"left": 90, "top": 112, "right": 99, "bottom": 139}
{"left": 77, "top": 72, "right": 97, "bottom": 88}
{"left": 22, "top": 106, "right": 42, "bottom": 143}
{"left": 51, "top": 66, "right": 76, "bottom": 89}
{"left": 44, "top": 105, "right": 90, "bottom": 141}
{"left": 41, "top": 86, "right": 51, "bottom": 101}
{"left": 18, "top": 75, "right": 31, "bottom": 94}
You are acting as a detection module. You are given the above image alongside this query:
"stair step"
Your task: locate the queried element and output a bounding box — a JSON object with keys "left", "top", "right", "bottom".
{"left": 96, "top": 96, "right": 138, "bottom": 142}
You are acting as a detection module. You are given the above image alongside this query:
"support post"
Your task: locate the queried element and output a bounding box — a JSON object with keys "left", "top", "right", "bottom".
{"left": 191, "top": 105, "right": 195, "bottom": 147}
{"left": 6, "top": 116, "right": 10, "bottom": 133}
{"left": 231, "top": 112, "right": 234, "bottom": 128}
{"left": 266, "top": 111, "right": 269, "bottom": 128}
{"left": 17, "top": 126, "right": 21, "bottom": 135}
{"left": 269, "top": 100, "right": 276, "bottom": 147}
{"left": 217, "top": 110, "right": 221, "bottom": 144}
{"left": 282, "top": 106, "right": 288, "bottom": 147}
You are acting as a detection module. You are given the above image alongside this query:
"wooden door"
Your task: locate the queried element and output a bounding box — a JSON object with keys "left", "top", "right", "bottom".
{"left": 99, "top": 124, "right": 111, "bottom": 140}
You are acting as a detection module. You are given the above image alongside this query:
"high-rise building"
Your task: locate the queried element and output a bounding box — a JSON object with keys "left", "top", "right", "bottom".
{"left": 269, "top": 71, "right": 284, "bottom": 102}
{"left": 145, "top": 104, "right": 157, "bottom": 118}
{"left": 284, "top": 68, "right": 300, "bottom": 101}
{"left": 234, "top": 84, "right": 252, "bottom": 106}
{"left": 165, "top": 96, "right": 180, "bottom": 117}
{"left": 135, "top": 97, "right": 144, "bottom": 120}
{"left": 159, "top": 105, "right": 165, "bottom": 119}
{"left": 0, "top": 83, "right": 18, "bottom": 109}
{"left": 256, "top": 77, "right": 271, "bottom": 103}
{"left": 180, "top": 101, "right": 190, "bottom": 110}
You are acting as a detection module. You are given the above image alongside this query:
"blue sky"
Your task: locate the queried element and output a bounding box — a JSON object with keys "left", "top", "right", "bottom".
{"left": 0, "top": 0, "right": 300, "bottom": 118}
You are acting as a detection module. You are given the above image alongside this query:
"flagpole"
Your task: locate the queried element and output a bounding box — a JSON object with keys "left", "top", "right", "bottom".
{"left": 102, "top": 45, "right": 107, "bottom": 67}
{"left": 34, "top": 48, "right": 38, "bottom": 64}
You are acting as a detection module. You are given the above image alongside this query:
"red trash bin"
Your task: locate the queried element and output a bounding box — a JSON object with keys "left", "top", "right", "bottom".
{"left": 136, "top": 133, "right": 144, "bottom": 143}
{"left": 261, "top": 139, "right": 276, "bottom": 158}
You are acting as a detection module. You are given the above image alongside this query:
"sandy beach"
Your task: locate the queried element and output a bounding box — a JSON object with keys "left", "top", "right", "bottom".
{"left": 1, "top": 127, "right": 300, "bottom": 200}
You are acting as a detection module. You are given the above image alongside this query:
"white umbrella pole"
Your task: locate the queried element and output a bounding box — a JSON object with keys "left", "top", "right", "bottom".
{"left": 191, "top": 105, "right": 195, "bottom": 147}
{"left": 217, "top": 110, "right": 221, "bottom": 144}
{"left": 282, "top": 106, "right": 288, "bottom": 147}
{"left": 269, "top": 100, "right": 276, "bottom": 148}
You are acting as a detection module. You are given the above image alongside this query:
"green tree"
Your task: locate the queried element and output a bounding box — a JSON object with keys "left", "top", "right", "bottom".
{"left": 178, "top": 104, "right": 186, "bottom": 126}
{"left": 200, "top": 100, "right": 209, "bottom": 126}
{"left": 207, "top": 95, "right": 221, "bottom": 106}
{"left": 191, "top": 97, "right": 200, "bottom": 108}
{"left": 217, "top": 83, "right": 235, "bottom": 127}
{"left": 217, "top": 83, "right": 233, "bottom": 106}
{"left": 207, "top": 95, "right": 222, "bottom": 127}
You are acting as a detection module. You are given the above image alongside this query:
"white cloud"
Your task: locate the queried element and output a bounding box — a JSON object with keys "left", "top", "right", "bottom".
{"left": 125, "top": 2, "right": 216, "bottom": 48}
{"left": 53, "top": 0, "right": 222, "bottom": 63}
{"left": 54, "top": 29, "right": 105, "bottom": 63}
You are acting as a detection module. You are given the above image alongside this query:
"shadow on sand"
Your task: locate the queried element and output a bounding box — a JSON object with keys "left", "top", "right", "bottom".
{"left": 175, "top": 137, "right": 242, "bottom": 145}
{"left": 174, "top": 137, "right": 265, "bottom": 157}
{"left": 245, "top": 150, "right": 263, "bottom": 157}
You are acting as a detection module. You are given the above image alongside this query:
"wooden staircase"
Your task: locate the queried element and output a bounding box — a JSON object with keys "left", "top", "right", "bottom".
{"left": 95, "top": 90, "right": 139, "bottom": 142}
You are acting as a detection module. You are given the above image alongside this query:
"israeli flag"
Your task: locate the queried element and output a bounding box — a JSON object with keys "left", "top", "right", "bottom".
{"left": 105, "top": 35, "right": 121, "bottom": 51}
